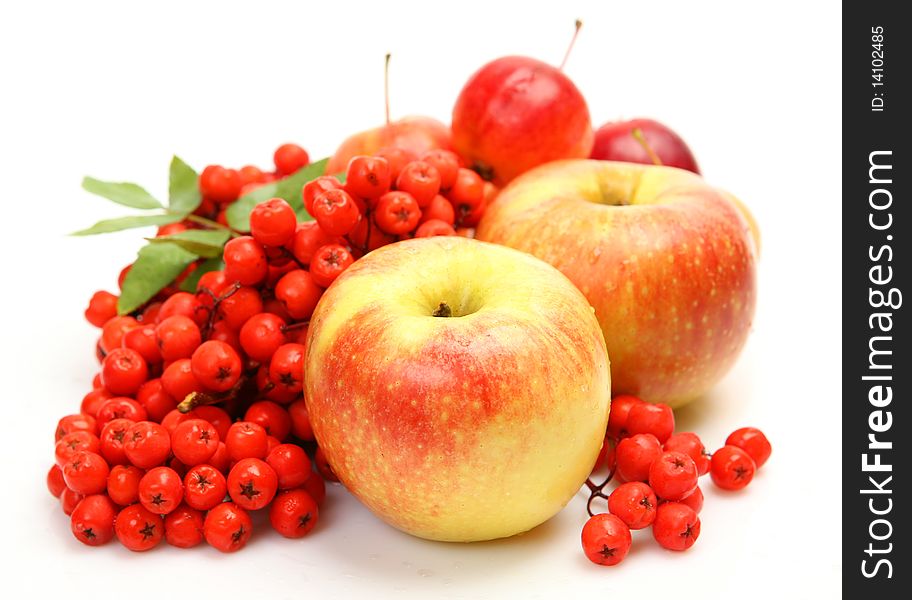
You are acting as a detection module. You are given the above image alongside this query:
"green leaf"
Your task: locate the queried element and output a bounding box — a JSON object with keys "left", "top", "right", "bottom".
{"left": 278, "top": 158, "right": 329, "bottom": 204}
{"left": 225, "top": 181, "right": 279, "bottom": 231}
{"left": 82, "top": 177, "right": 162, "bottom": 210}
{"left": 118, "top": 243, "right": 199, "bottom": 314}
{"left": 168, "top": 156, "right": 201, "bottom": 215}
{"left": 179, "top": 257, "right": 224, "bottom": 292}
{"left": 71, "top": 213, "right": 184, "bottom": 236}
{"left": 294, "top": 207, "right": 315, "bottom": 224}
{"left": 146, "top": 229, "right": 231, "bottom": 258}
{"left": 226, "top": 158, "right": 329, "bottom": 231}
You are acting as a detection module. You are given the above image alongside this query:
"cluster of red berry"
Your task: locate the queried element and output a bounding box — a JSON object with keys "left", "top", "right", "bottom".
{"left": 194, "top": 142, "right": 312, "bottom": 227}
{"left": 51, "top": 144, "right": 360, "bottom": 553}
{"left": 581, "top": 394, "right": 771, "bottom": 566}
{"left": 304, "top": 146, "right": 489, "bottom": 251}
{"left": 50, "top": 410, "right": 324, "bottom": 551}
{"left": 82, "top": 141, "right": 316, "bottom": 314}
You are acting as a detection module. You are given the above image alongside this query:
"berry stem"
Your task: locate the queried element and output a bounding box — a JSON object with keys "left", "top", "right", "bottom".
{"left": 177, "top": 391, "right": 216, "bottom": 413}
{"left": 363, "top": 209, "right": 374, "bottom": 255}
{"left": 201, "top": 282, "right": 242, "bottom": 339}
{"left": 384, "top": 53, "right": 392, "bottom": 126}
{"left": 279, "top": 246, "right": 308, "bottom": 271}
{"left": 177, "top": 377, "right": 246, "bottom": 413}
{"left": 586, "top": 491, "right": 609, "bottom": 517}
{"left": 184, "top": 214, "right": 240, "bottom": 236}
{"left": 631, "top": 128, "right": 664, "bottom": 166}
{"left": 583, "top": 467, "right": 617, "bottom": 517}
{"left": 559, "top": 19, "right": 583, "bottom": 71}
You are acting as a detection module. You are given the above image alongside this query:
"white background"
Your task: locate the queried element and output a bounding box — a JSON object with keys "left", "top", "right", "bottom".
{"left": 0, "top": 1, "right": 841, "bottom": 598}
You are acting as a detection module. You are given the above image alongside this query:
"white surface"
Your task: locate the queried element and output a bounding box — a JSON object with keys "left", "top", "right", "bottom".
{"left": 0, "top": 1, "right": 841, "bottom": 598}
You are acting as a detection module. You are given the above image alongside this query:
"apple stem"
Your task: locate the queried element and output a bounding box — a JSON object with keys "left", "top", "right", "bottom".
{"left": 384, "top": 53, "right": 391, "bottom": 126}
{"left": 631, "top": 128, "right": 664, "bottom": 166}
{"left": 432, "top": 302, "right": 453, "bottom": 317}
{"left": 558, "top": 19, "right": 583, "bottom": 71}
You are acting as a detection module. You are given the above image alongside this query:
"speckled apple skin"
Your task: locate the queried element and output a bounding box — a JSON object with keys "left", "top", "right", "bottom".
{"left": 477, "top": 160, "right": 758, "bottom": 408}
{"left": 304, "top": 237, "right": 610, "bottom": 542}
{"left": 326, "top": 116, "right": 452, "bottom": 175}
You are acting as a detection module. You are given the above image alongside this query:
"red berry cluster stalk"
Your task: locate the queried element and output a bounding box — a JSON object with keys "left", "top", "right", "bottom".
{"left": 581, "top": 394, "right": 772, "bottom": 566}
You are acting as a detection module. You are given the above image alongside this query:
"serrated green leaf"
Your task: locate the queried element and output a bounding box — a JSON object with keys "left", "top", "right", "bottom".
{"left": 82, "top": 177, "right": 162, "bottom": 209}
{"left": 118, "top": 243, "right": 199, "bottom": 314}
{"left": 179, "top": 257, "right": 224, "bottom": 292}
{"left": 168, "top": 156, "right": 201, "bottom": 215}
{"left": 226, "top": 158, "right": 329, "bottom": 231}
{"left": 146, "top": 229, "right": 231, "bottom": 258}
{"left": 71, "top": 213, "right": 184, "bottom": 236}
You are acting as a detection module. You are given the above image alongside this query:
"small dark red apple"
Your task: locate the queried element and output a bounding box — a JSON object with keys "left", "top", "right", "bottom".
{"left": 590, "top": 118, "right": 700, "bottom": 174}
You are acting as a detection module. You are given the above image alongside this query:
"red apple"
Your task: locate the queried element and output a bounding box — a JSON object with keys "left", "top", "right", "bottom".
{"left": 451, "top": 56, "right": 593, "bottom": 186}
{"left": 477, "top": 160, "right": 758, "bottom": 407}
{"left": 304, "top": 236, "right": 610, "bottom": 541}
{"left": 326, "top": 116, "right": 453, "bottom": 175}
{"left": 590, "top": 118, "right": 700, "bottom": 174}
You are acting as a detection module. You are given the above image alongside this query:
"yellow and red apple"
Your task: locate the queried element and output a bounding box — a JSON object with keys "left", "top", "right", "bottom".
{"left": 326, "top": 116, "right": 453, "bottom": 176}
{"left": 477, "top": 160, "right": 758, "bottom": 407}
{"left": 304, "top": 236, "right": 610, "bottom": 542}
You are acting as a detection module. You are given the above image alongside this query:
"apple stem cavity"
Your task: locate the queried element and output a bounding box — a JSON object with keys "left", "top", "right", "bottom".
{"left": 384, "top": 53, "right": 392, "bottom": 126}
{"left": 631, "top": 128, "right": 664, "bottom": 166}
{"left": 559, "top": 19, "right": 583, "bottom": 71}
{"left": 432, "top": 302, "right": 453, "bottom": 318}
